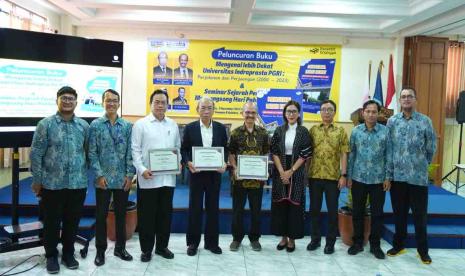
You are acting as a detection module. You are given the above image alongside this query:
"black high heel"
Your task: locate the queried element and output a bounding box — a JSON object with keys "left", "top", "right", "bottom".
{"left": 277, "top": 241, "right": 287, "bottom": 251}
{"left": 286, "top": 245, "right": 295, "bottom": 252}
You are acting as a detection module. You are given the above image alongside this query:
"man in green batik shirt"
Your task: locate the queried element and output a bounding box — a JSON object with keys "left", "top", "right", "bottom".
{"left": 228, "top": 101, "right": 270, "bottom": 252}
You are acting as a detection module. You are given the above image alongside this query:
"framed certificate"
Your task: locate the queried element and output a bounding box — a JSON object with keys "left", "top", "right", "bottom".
{"left": 237, "top": 155, "right": 269, "bottom": 181}
{"left": 192, "top": 146, "right": 224, "bottom": 171}
{"left": 149, "top": 148, "right": 180, "bottom": 175}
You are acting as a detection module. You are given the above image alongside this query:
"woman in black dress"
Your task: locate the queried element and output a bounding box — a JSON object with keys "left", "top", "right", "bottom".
{"left": 270, "top": 100, "right": 312, "bottom": 252}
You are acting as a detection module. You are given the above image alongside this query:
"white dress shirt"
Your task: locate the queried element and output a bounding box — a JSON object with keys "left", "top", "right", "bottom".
{"left": 285, "top": 123, "right": 297, "bottom": 155}
{"left": 181, "top": 68, "right": 188, "bottom": 78}
{"left": 200, "top": 120, "right": 213, "bottom": 147}
{"left": 132, "top": 113, "right": 181, "bottom": 189}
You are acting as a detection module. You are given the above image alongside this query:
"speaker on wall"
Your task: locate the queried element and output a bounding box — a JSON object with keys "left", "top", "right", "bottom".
{"left": 457, "top": 91, "right": 465, "bottom": 124}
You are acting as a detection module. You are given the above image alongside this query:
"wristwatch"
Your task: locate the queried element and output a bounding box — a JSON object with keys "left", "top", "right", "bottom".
{"left": 341, "top": 173, "right": 347, "bottom": 178}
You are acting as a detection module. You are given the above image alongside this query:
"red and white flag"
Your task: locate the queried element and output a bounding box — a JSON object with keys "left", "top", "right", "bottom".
{"left": 385, "top": 54, "right": 397, "bottom": 111}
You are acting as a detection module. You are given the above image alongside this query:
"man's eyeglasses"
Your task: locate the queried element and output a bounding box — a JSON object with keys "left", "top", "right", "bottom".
{"left": 104, "top": 99, "right": 119, "bottom": 104}
{"left": 244, "top": 111, "right": 257, "bottom": 116}
{"left": 320, "top": 108, "right": 334, "bottom": 113}
{"left": 60, "top": 96, "right": 76, "bottom": 103}
{"left": 200, "top": 106, "right": 213, "bottom": 111}
{"left": 153, "top": 100, "right": 167, "bottom": 106}
{"left": 400, "top": 95, "right": 415, "bottom": 100}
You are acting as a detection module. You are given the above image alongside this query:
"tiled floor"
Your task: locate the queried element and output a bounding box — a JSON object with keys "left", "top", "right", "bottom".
{"left": 1, "top": 234, "right": 465, "bottom": 275}
{"left": 442, "top": 180, "right": 465, "bottom": 198}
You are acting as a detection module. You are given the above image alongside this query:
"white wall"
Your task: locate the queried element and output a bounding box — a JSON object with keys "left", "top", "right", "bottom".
{"left": 76, "top": 26, "right": 403, "bottom": 122}
{"left": 339, "top": 38, "right": 403, "bottom": 120}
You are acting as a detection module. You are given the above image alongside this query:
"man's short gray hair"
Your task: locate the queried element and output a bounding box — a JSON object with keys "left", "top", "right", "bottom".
{"left": 242, "top": 101, "right": 257, "bottom": 112}
{"left": 196, "top": 96, "right": 215, "bottom": 110}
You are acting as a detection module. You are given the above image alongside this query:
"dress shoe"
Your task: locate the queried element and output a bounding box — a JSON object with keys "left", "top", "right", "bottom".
{"left": 155, "top": 248, "right": 174, "bottom": 259}
{"left": 418, "top": 252, "right": 432, "bottom": 264}
{"left": 370, "top": 247, "right": 385, "bottom": 259}
{"left": 114, "top": 248, "right": 133, "bottom": 261}
{"left": 94, "top": 251, "right": 105, "bottom": 266}
{"left": 230, "top": 241, "right": 241, "bottom": 251}
{"left": 187, "top": 245, "right": 198, "bottom": 256}
{"left": 140, "top": 252, "right": 152, "bottom": 262}
{"left": 250, "top": 241, "right": 261, "bottom": 252}
{"left": 61, "top": 254, "right": 79, "bottom": 270}
{"left": 46, "top": 256, "right": 60, "bottom": 274}
{"left": 386, "top": 247, "right": 407, "bottom": 257}
{"left": 306, "top": 240, "right": 321, "bottom": 251}
{"left": 276, "top": 241, "right": 287, "bottom": 251}
{"left": 348, "top": 244, "right": 364, "bottom": 255}
{"left": 205, "top": 246, "right": 222, "bottom": 254}
{"left": 323, "top": 244, "right": 335, "bottom": 254}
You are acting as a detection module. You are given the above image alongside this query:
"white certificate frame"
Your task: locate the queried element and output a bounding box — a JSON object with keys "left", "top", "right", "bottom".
{"left": 192, "top": 146, "right": 224, "bottom": 171}
{"left": 237, "top": 155, "right": 269, "bottom": 181}
{"left": 148, "top": 148, "right": 180, "bottom": 175}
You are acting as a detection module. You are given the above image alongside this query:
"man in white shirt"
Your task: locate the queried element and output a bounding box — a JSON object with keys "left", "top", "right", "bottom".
{"left": 132, "top": 89, "right": 181, "bottom": 262}
{"left": 181, "top": 96, "right": 228, "bottom": 256}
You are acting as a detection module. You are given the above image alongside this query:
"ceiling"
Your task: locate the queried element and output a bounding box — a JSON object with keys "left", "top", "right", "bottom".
{"left": 40, "top": 0, "right": 465, "bottom": 37}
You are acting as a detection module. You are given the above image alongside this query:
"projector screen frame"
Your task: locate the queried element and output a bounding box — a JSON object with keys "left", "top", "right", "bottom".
{"left": 0, "top": 28, "right": 124, "bottom": 147}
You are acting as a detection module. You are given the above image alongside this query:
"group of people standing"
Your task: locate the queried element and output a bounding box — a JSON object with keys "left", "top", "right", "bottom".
{"left": 30, "top": 86, "right": 436, "bottom": 275}
{"left": 267, "top": 89, "right": 435, "bottom": 266}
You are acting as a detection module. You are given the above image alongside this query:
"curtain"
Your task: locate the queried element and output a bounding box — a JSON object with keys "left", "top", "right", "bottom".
{"left": 446, "top": 41, "right": 465, "bottom": 118}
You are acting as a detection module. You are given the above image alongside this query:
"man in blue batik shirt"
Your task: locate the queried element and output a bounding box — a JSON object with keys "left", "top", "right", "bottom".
{"left": 347, "top": 100, "right": 392, "bottom": 260}
{"left": 30, "top": 86, "right": 89, "bottom": 274}
{"left": 386, "top": 87, "right": 437, "bottom": 264}
{"left": 88, "top": 89, "right": 135, "bottom": 266}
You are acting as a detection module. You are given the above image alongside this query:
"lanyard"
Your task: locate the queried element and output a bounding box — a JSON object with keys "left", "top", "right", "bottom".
{"left": 106, "top": 121, "right": 123, "bottom": 146}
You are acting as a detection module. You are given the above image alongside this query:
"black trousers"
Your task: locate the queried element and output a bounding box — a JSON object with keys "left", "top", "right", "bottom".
{"left": 41, "top": 188, "right": 87, "bottom": 258}
{"left": 137, "top": 186, "right": 174, "bottom": 253}
{"left": 186, "top": 171, "right": 221, "bottom": 248}
{"left": 390, "top": 181, "right": 429, "bottom": 254}
{"left": 351, "top": 181, "right": 385, "bottom": 247}
{"left": 95, "top": 188, "right": 129, "bottom": 252}
{"left": 271, "top": 200, "right": 305, "bottom": 240}
{"left": 231, "top": 184, "right": 263, "bottom": 242}
{"left": 309, "top": 178, "right": 340, "bottom": 245}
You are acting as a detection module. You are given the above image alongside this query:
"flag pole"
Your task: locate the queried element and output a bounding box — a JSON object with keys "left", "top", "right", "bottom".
{"left": 368, "top": 60, "right": 372, "bottom": 98}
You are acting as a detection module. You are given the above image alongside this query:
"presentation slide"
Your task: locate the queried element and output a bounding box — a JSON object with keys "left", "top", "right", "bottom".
{"left": 0, "top": 58, "right": 122, "bottom": 118}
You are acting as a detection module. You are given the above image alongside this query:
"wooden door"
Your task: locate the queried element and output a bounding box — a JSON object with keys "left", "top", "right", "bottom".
{"left": 403, "top": 36, "right": 448, "bottom": 185}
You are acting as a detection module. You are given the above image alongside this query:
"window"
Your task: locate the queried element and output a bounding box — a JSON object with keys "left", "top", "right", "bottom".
{"left": 0, "top": 0, "right": 49, "bottom": 31}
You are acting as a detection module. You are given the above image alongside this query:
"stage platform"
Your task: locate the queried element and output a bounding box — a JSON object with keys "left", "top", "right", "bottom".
{"left": 2, "top": 173, "right": 465, "bottom": 248}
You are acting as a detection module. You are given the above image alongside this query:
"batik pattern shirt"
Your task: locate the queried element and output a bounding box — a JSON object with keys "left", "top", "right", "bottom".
{"left": 386, "top": 111, "right": 436, "bottom": 186}
{"left": 30, "top": 113, "right": 89, "bottom": 190}
{"left": 308, "top": 123, "right": 350, "bottom": 181}
{"left": 88, "top": 116, "right": 135, "bottom": 189}
{"left": 347, "top": 123, "right": 392, "bottom": 184}
{"left": 229, "top": 124, "right": 270, "bottom": 188}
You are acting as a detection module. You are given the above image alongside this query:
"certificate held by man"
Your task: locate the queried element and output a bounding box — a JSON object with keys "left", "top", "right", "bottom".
{"left": 237, "top": 155, "right": 269, "bottom": 181}
{"left": 192, "top": 146, "right": 224, "bottom": 171}
{"left": 149, "top": 148, "right": 180, "bottom": 174}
